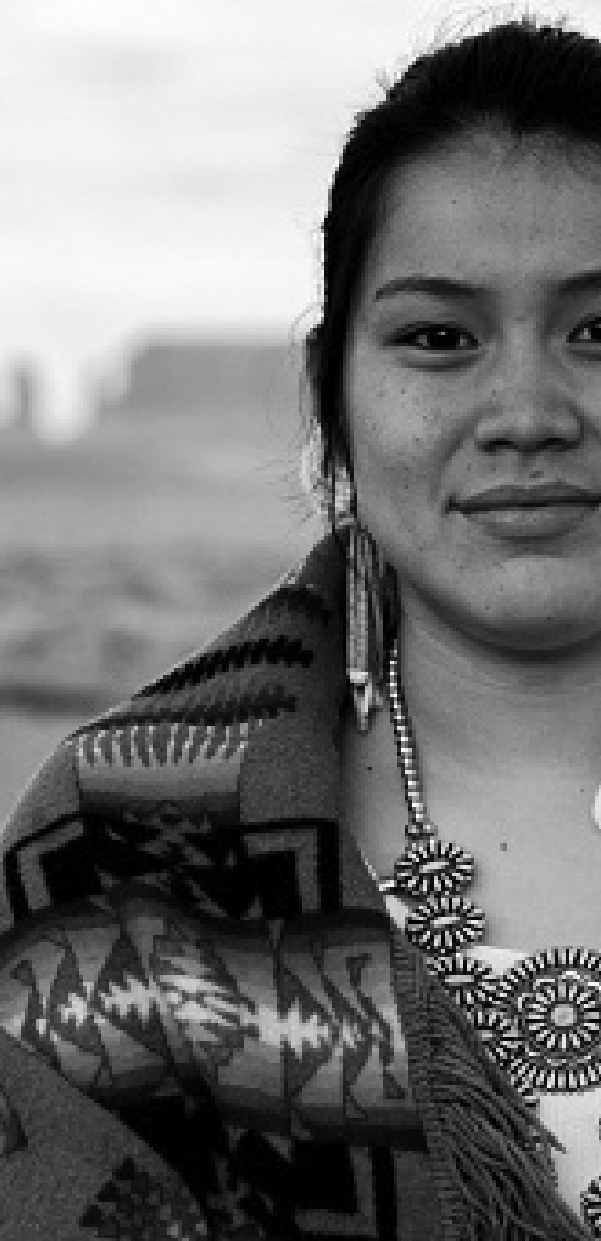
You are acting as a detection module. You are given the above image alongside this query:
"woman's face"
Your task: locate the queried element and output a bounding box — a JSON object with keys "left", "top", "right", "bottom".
{"left": 343, "top": 129, "right": 601, "bottom": 657}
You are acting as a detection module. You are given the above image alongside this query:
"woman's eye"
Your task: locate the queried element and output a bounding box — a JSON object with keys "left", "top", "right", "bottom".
{"left": 386, "top": 318, "right": 601, "bottom": 351}
{"left": 387, "top": 325, "right": 473, "bottom": 351}
{"left": 570, "top": 318, "right": 601, "bottom": 345}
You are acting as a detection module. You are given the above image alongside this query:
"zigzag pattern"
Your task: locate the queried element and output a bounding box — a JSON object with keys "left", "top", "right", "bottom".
{"left": 67, "top": 682, "right": 300, "bottom": 736}
{"left": 133, "top": 624, "right": 324, "bottom": 700}
{"left": 62, "top": 546, "right": 341, "bottom": 744}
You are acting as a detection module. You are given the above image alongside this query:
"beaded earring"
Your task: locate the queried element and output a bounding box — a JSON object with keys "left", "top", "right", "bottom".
{"left": 300, "top": 423, "right": 391, "bottom": 733}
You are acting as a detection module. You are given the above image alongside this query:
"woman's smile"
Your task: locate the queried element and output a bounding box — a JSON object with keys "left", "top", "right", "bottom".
{"left": 453, "top": 499, "right": 600, "bottom": 539}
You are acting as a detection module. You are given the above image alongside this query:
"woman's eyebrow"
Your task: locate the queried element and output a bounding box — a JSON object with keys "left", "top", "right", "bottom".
{"left": 373, "top": 267, "right": 601, "bottom": 302}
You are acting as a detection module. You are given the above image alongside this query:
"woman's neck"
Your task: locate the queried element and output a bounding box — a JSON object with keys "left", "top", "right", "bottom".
{"left": 395, "top": 602, "right": 601, "bottom": 787}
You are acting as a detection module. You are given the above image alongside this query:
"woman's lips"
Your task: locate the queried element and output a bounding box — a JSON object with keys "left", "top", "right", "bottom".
{"left": 456, "top": 500, "right": 599, "bottom": 537}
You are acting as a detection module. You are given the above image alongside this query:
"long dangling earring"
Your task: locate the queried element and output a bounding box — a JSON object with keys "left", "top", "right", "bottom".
{"left": 343, "top": 494, "right": 388, "bottom": 733}
{"left": 301, "top": 423, "right": 391, "bottom": 733}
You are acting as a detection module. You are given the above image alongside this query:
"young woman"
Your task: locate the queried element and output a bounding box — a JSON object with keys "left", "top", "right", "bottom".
{"left": 1, "top": 14, "right": 601, "bottom": 1240}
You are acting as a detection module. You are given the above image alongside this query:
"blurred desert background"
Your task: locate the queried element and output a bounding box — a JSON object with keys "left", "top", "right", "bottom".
{"left": 0, "top": 340, "right": 323, "bottom": 824}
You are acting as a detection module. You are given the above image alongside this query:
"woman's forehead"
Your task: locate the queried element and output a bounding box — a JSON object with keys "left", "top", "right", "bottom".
{"left": 358, "top": 139, "right": 601, "bottom": 301}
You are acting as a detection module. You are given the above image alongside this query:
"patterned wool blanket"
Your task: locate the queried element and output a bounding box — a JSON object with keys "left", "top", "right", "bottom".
{"left": 0, "top": 531, "right": 586, "bottom": 1241}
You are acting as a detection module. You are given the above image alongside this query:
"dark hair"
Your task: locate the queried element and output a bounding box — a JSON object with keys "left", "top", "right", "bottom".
{"left": 294, "top": 7, "right": 601, "bottom": 541}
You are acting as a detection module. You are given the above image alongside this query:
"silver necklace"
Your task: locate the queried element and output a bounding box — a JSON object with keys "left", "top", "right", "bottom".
{"left": 373, "top": 636, "right": 601, "bottom": 1231}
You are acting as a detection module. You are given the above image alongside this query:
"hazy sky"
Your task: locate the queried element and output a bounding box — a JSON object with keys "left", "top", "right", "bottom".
{"left": 0, "top": 0, "right": 598, "bottom": 439}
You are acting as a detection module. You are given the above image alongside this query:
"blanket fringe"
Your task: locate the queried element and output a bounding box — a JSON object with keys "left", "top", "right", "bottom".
{"left": 392, "top": 928, "right": 592, "bottom": 1241}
